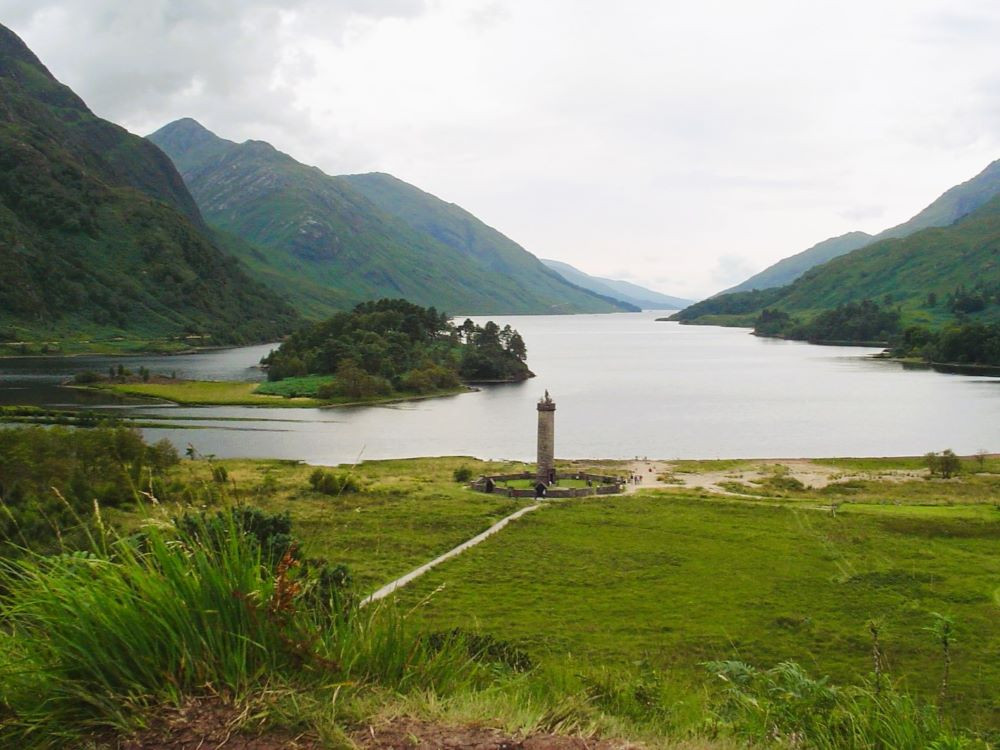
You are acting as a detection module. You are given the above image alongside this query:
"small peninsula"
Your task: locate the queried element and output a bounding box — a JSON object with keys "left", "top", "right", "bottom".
{"left": 67, "top": 299, "right": 534, "bottom": 409}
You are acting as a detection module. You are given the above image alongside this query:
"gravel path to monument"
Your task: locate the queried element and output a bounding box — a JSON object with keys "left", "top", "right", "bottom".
{"left": 360, "top": 502, "right": 543, "bottom": 606}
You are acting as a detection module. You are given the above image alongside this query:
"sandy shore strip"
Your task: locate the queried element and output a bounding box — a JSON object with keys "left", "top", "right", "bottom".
{"left": 622, "top": 458, "right": 932, "bottom": 496}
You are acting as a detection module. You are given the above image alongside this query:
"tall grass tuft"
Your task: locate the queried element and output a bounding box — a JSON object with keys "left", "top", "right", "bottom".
{"left": 703, "top": 660, "right": 978, "bottom": 749}
{"left": 0, "top": 510, "right": 480, "bottom": 746}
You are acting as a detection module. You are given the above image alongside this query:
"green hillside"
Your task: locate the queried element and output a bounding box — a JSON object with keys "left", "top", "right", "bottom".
{"left": 150, "top": 119, "right": 629, "bottom": 316}
{"left": 671, "top": 194, "right": 1000, "bottom": 343}
{"left": 757, "top": 197, "right": 1000, "bottom": 320}
{"left": 0, "top": 25, "right": 297, "bottom": 349}
{"left": 341, "top": 172, "right": 636, "bottom": 312}
{"left": 540, "top": 258, "right": 692, "bottom": 309}
{"left": 721, "top": 159, "right": 1000, "bottom": 295}
{"left": 723, "top": 231, "right": 872, "bottom": 294}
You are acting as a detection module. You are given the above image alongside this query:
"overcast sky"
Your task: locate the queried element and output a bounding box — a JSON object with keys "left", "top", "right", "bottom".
{"left": 4, "top": 0, "right": 1000, "bottom": 300}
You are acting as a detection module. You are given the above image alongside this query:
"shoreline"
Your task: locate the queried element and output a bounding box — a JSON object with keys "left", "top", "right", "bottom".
{"left": 299, "top": 452, "right": 999, "bottom": 471}
{"left": 0, "top": 340, "right": 282, "bottom": 360}
{"left": 73, "top": 380, "right": 479, "bottom": 409}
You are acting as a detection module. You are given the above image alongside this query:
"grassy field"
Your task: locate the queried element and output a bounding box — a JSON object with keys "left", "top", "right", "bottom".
{"left": 387, "top": 492, "right": 999, "bottom": 731}
{"left": 120, "top": 456, "right": 535, "bottom": 590}
{"left": 101, "top": 453, "right": 1000, "bottom": 742}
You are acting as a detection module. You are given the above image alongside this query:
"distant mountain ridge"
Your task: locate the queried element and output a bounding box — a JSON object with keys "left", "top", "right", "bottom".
{"left": 722, "top": 232, "right": 873, "bottom": 295}
{"left": 149, "top": 119, "right": 632, "bottom": 316}
{"left": 540, "top": 259, "right": 692, "bottom": 309}
{"left": 870, "top": 159, "right": 1000, "bottom": 242}
{"left": 722, "top": 159, "right": 1000, "bottom": 295}
{"left": 671, "top": 190, "right": 1000, "bottom": 331}
{"left": 0, "top": 24, "right": 296, "bottom": 345}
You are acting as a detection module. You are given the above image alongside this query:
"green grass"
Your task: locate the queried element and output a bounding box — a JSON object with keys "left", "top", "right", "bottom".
{"left": 841, "top": 502, "right": 1000, "bottom": 521}
{"left": 500, "top": 478, "right": 594, "bottom": 489}
{"left": 254, "top": 374, "right": 335, "bottom": 398}
{"left": 389, "top": 493, "right": 1000, "bottom": 732}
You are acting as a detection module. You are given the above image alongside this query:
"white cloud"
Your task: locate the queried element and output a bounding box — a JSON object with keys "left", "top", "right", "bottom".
{"left": 4, "top": 0, "right": 1000, "bottom": 299}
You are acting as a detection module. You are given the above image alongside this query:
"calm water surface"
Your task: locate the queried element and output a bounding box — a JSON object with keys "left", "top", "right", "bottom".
{"left": 2, "top": 312, "right": 998, "bottom": 463}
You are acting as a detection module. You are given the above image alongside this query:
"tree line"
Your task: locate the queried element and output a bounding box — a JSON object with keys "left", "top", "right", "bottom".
{"left": 893, "top": 322, "right": 1000, "bottom": 367}
{"left": 754, "top": 299, "right": 901, "bottom": 343}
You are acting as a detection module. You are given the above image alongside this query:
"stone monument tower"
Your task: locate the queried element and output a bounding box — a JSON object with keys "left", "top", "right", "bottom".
{"left": 536, "top": 390, "right": 556, "bottom": 483}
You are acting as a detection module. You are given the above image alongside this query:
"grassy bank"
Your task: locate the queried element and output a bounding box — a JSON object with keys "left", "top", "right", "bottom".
{"left": 90, "top": 379, "right": 472, "bottom": 408}
{"left": 0, "top": 333, "right": 234, "bottom": 357}
{"left": 94, "top": 380, "right": 326, "bottom": 406}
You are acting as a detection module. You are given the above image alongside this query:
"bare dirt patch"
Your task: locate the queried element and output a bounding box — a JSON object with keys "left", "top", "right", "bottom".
{"left": 352, "top": 718, "right": 635, "bottom": 750}
{"left": 114, "top": 698, "right": 321, "bottom": 750}
{"left": 628, "top": 459, "right": 923, "bottom": 497}
{"left": 113, "top": 702, "right": 635, "bottom": 750}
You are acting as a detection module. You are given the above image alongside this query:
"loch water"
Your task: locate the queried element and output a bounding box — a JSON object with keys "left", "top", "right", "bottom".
{"left": 1, "top": 311, "right": 998, "bottom": 464}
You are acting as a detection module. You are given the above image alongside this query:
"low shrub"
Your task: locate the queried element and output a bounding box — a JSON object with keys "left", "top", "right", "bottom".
{"left": 308, "top": 468, "right": 360, "bottom": 496}
{"left": 172, "top": 506, "right": 295, "bottom": 567}
{"left": 0, "top": 427, "right": 179, "bottom": 556}
{"left": 453, "top": 465, "right": 473, "bottom": 482}
{"left": 926, "top": 449, "right": 961, "bottom": 479}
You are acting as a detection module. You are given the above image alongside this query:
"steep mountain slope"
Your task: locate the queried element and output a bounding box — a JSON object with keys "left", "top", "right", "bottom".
{"left": 722, "top": 232, "right": 872, "bottom": 295}
{"left": 761, "top": 195, "right": 1000, "bottom": 317}
{"left": 870, "top": 159, "right": 1000, "bottom": 242}
{"left": 671, "top": 194, "right": 1000, "bottom": 329}
{"left": 540, "top": 259, "right": 692, "bottom": 309}
{"left": 150, "top": 119, "right": 629, "bottom": 316}
{"left": 721, "top": 159, "right": 1000, "bottom": 295}
{"left": 0, "top": 24, "right": 297, "bottom": 346}
{"left": 339, "top": 172, "right": 635, "bottom": 312}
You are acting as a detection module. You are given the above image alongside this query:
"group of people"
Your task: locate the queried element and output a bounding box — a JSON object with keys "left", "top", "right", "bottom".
{"left": 628, "top": 466, "right": 654, "bottom": 485}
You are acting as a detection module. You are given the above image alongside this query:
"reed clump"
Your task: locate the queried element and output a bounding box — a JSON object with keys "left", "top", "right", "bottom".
{"left": 0, "top": 508, "right": 482, "bottom": 746}
{"left": 703, "top": 659, "right": 985, "bottom": 749}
